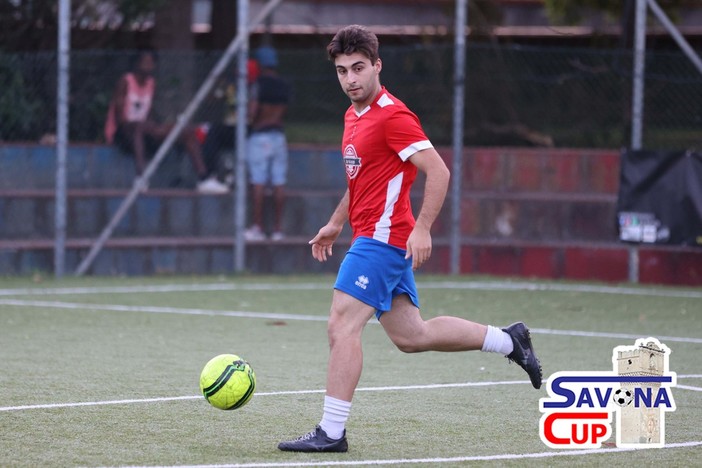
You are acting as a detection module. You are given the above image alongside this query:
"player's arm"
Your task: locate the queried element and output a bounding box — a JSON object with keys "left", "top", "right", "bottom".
{"left": 406, "top": 148, "right": 450, "bottom": 270}
{"left": 309, "top": 189, "right": 349, "bottom": 262}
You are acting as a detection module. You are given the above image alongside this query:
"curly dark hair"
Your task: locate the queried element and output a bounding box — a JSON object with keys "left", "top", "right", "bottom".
{"left": 326, "top": 25, "right": 379, "bottom": 64}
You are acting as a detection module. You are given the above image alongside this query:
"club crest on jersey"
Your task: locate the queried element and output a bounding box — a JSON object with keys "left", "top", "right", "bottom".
{"left": 344, "top": 144, "right": 362, "bottom": 179}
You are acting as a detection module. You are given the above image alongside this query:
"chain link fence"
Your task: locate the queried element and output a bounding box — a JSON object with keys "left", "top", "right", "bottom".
{"left": 1, "top": 42, "right": 700, "bottom": 274}
{"left": 2, "top": 43, "right": 701, "bottom": 150}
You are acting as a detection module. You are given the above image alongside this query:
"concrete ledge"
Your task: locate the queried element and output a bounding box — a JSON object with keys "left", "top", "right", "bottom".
{"left": 0, "top": 187, "right": 617, "bottom": 241}
{"left": 0, "top": 143, "right": 347, "bottom": 190}
{"left": 0, "top": 234, "right": 343, "bottom": 250}
{"left": 1, "top": 144, "right": 620, "bottom": 192}
{"left": 1, "top": 236, "right": 700, "bottom": 285}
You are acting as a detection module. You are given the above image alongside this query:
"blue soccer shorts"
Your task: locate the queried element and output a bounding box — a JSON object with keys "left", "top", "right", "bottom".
{"left": 334, "top": 236, "right": 420, "bottom": 319}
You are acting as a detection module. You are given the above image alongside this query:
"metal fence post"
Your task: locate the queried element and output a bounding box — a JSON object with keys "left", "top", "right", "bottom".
{"left": 631, "top": 0, "right": 646, "bottom": 151}
{"left": 628, "top": 0, "right": 648, "bottom": 284}
{"left": 234, "top": 0, "right": 249, "bottom": 272}
{"left": 450, "top": 0, "right": 467, "bottom": 275}
{"left": 54, "top": 0, "right": 70, "bottom": 278}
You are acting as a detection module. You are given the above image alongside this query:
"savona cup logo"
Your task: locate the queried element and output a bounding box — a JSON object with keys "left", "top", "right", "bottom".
{"left": 539, "top": 337, "right": 676, "bottom": 449}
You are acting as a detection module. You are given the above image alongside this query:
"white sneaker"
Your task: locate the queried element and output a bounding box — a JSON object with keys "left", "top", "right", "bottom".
{"left": 244, "top": 225, "right": 267, "bottom": 241}
{"left": 271, "top": 231, "right": 285, "bottom": 241}
{"left": 197, "top": 177, "right": 229, "bottom": 194}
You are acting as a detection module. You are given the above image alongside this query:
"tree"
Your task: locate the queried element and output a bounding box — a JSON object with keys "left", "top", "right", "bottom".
{"left": 543, "top": 0, "right": 687, "bottom": 50}
{"left": 543, "top": 0, "right": 685, "bottom": 27}
{"left": 0, "top": 0, "right": 166, "bottom": 50}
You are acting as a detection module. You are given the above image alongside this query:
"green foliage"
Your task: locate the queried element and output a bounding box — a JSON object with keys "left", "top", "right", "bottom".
{"left": 1, "top": 45, "right": 699, "bottom": 148}
{"left": 543, "top": 0, "right": 686, "bottom": 25}
{"left": 0, "top": 53, "right": 44, "bottom": 140}
{"left": 0, "top": 0, "right": 167, "bottom": 27}
{"left": 0, "top": 0, "right": 168, "bottom": 50}
{"left": 115, "top": 0, "right": 167, "bottom": 25}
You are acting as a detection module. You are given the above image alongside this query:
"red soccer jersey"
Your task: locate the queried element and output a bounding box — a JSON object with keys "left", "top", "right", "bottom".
{"left": 341, "top": 87, "right": 433, "bottom": 249}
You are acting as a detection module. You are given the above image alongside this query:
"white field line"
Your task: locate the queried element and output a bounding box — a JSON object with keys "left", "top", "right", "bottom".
{"left": 114, "top": 441, "right": 702, "bottom": 468}
{"left": 677, "top": 385, "right": 702, "bottom": 392}
{"left": 0, "top": 298, "right": 329, "bottom": 322}
{"left": 2, "top": 377, "right": 700, "bottom": 413}
{"left": 0, "top": 380, "right": 527, "bottom": 413}
{"left": 2, "top": 297, "right": 701, "bottom": 344}
{"left": 0, "top": 283, "right": 327, "bottom": 297}
{"left": 0, "top": 280, "right": 701, "bottom": 299}
{"left": 530, "top": 327, "right": 702, "bottom": 344}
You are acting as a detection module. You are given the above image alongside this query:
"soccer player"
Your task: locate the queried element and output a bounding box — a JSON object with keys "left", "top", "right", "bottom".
{"left": 278, "top": 25, "right": 542, "bottom": 453}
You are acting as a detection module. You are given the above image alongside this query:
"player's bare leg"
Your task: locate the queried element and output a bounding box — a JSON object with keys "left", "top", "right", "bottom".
{"left": 380, "top": 294, "right": 542, "bottom": 388}
{"left": 325, "top": 290, "right": 376, "bottom": 401}
{"left": 379, "top": 294, "right": 487, "bottom": 352}
{"left": 278, "top": 290, "right": 374, "bottom": 452}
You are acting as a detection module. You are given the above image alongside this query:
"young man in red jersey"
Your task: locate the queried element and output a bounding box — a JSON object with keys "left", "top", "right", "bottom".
{"left": 278, "top": 25, "right": 542, "bottom": 453}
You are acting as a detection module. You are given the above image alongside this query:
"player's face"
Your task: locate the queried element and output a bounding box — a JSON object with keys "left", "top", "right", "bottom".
{"left": 334, "top": 52, "right": 382, "bottom": 110}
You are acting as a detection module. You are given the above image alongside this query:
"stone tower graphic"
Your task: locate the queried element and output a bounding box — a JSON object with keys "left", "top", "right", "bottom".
{"left": 614, "top": 338, "right": 674, "bottom": 447}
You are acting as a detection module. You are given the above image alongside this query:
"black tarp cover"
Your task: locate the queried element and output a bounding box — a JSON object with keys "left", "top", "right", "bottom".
{"left": 617, "top": 149, "right": 702, "bottom": 246}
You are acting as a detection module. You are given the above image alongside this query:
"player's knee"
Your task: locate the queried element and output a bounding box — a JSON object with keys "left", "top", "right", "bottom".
{"left": 326, "top": 313, "right": 349, "bottom": 348}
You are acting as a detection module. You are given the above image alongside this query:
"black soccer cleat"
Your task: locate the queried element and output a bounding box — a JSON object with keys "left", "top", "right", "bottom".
{"left": 277, "top": 425, "right": 348, "bottom": 453}
{"left": 502, "top": 322, "right": 543, "bottom": 389}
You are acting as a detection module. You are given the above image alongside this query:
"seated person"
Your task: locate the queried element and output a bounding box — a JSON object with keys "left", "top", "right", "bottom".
{"left": 201, "top": 58, "right": 260, "bottom": 186}
{"left": 104, "top": 50, "right": 228, "bottom": 194}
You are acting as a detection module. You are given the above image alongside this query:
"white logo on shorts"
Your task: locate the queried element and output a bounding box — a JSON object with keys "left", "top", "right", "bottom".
{"left": 355, "top": 275, "right": 369, "bottom": 290}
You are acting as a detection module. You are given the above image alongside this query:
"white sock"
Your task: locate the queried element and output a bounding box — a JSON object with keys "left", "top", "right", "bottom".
{"left": 319, "top": 395, "right": 352, "bottom": 440}
{"left": 481, "top": 325, "right": 514, "bottom": 355}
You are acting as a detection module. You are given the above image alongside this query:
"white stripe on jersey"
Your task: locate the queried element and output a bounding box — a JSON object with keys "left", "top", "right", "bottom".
{"left": 377, "top": 93, "right": 395, "bottom": 108}
{"left": 373, "top": 172, "right": 404, "bottom": 243}
{"left": 398, "top": 140, "right": 433, "bottom": 161}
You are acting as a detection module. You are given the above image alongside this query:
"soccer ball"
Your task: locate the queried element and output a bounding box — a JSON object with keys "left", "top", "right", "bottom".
{"left": 613, "top": 387, "right": 633, "bottom": 407}
{"left": 200, "top": 354, "right": 256, "bottom": 410}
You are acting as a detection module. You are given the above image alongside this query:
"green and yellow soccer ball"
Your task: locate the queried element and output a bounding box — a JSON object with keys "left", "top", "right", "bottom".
{"left": 199, "top": 354, "right": 256, "bottom": 410}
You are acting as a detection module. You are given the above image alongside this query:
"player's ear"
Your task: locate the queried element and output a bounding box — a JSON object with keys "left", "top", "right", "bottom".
{"left": 375, "top": 58, "right": 382, "bottom": 74}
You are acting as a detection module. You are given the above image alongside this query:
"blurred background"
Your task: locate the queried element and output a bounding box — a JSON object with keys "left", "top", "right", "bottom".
{"left": 2, "top": 0, "right": 701, "bottom": 148}
{"left": 0, "top": 0, "right": 701, "bottom": 282}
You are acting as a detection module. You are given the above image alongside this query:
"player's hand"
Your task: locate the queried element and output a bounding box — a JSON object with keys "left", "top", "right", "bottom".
{"left": 405, "top": 226, "right": 432, "bottom": 270}
{"left": 309, "top": 224, "right": 343, "bottom": 262}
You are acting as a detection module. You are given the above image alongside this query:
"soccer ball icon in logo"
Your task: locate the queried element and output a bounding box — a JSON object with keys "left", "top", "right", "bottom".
{"left": 200, "top": 354, "right": 256, "bottom": 410}
{"left": 613, "top": 387, "right": 633, "bottom": 407}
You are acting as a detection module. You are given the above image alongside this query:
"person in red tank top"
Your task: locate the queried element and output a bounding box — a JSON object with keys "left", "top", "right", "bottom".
{"left": 104, "top": 50, "right": 228, "bottom": 193}
{"left": 278, "top": 25, "right": 543, "bottom": 453}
